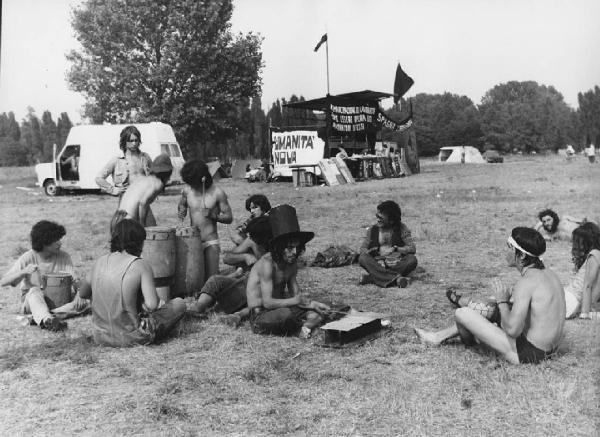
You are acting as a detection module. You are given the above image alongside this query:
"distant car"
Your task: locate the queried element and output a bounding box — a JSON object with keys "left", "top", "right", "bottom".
{"left": 483, "top": 150, "right": 504, "bottom": 163}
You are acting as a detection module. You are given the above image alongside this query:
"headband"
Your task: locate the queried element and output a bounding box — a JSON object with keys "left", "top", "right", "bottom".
{"left": 507, "top": 235, "right": 541, "bottom": 258}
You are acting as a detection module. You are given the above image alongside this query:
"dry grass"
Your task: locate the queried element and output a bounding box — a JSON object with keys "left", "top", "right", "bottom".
{"left": 0, "top": 155, "right": 599, "bottom": 436}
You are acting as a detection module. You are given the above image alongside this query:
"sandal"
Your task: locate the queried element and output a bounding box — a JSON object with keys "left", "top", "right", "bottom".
{"left": 446, "top": 288, "right": 462, "bottom": 308}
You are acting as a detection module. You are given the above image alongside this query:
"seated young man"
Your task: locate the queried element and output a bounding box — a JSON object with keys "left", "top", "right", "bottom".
{"left": 78, "top": 219, "right": 186, "bottom": 347}
{"left": 563, "top": 222, "right": 600, "bottom": 319}
{"left": 358, "top": 200, "right": 418, "bottom": 288}
{"left": 1, "top": 220, "right": 89, "bottom": 332}
{"left": 415, "top": 227, "right": 565, "bottom": 365}
{"left": 229, "top": 194, "right": 271, "bottom": 246}
{"left": 223, "top": 214, "right": 272, "bottom": 270}
{"left": 177, "top": 159, "right": 233, "bottom": 280}
{"left": 245, "top": 205, "right": 330, "bottom": 339}
{"left": 110, "top": 153, "right": 173, "bottom": 232}
{"left": 187, "top": 216, "right": 272, "bottom": 326}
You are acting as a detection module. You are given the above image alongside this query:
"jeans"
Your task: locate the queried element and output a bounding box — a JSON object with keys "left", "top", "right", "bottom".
{"left": 21, "top": 287, "right": 53, "bottom": 325}
{"left": 358, "top": 252, "right": 418, "bottom": 287}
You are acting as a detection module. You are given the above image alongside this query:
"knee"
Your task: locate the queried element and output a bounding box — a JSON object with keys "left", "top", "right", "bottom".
{"left": 404, "top": 255, "right": 418, "bottom": 272}
{"left": 170, "top": 297, "right": 187, "bottom": 315}
{"left": 454, "top": 307, "right": 473, "bottom": 325}
{"left": 358, "top": 252, "right": 372, "bottom": 267}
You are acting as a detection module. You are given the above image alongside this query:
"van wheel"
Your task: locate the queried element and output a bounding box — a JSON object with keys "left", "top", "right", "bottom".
{"left": 44, "top": 180, "right": 60, "bottom": 196}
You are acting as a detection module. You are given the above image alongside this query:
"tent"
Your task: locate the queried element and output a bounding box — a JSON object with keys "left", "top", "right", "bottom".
{"left": 230, "top": 159, "right": 262, "bottom": 179}
{"left": 438, "top": 146, "right": 485, "bottom": 163}
{"left": 207, "top": 160, "right": 228, "bottom": 181}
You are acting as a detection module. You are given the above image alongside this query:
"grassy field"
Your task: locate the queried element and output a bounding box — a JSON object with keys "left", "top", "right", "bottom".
{"left": 0, "top": 156, "right": 598, "bottom": 436}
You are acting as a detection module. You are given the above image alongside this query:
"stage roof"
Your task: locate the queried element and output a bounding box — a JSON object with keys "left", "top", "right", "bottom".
{"left": 283, "top": 90, "right": 394, "bottom": 111}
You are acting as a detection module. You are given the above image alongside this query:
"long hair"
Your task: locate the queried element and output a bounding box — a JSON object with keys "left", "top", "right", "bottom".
{"left": 245, "top": 194, "right": 271, "bottom": 214}
{"left": 119, "top": 126, "right": 141, "bottom": 153}
{"left": 270, "top": 236, "right": 306, "bottom": 264}
{"left": 572, "top": 222, "right": 600, "bottom": 270}
{"left": 181, "top": 159, "right": 213, "bottom": 190}
{"left": 537, "top": 209, "right": 559, "bottom": 233}
{"left": 31, "top": 220, "right": 66, "bottom": 252}
{"left": 511, "top": 227, "right": 546, "bottom": 269}
{"left": 377, "top": 200, "right": 402, "bottom": 227}
{"left": 246, "top": 216, "right": 272, "bottom": 249}
{"left": 110, "top": 219, "right": 146, "bottom": 256}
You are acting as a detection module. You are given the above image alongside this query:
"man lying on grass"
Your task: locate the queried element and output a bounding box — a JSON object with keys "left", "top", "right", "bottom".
{"left": 415, "top": 227, "right": 565, "bottom": 364}
{"left": 534, "top": 208, "right": 587, "bottom": 242}
{"left": 78, "top": 219, "right": 186, "bottom": 347}
{"left": 245, "top": 204, "right": 330, "bottom": 339}
{"left": 1, "top": 220, "right": 89, "bottom": 332}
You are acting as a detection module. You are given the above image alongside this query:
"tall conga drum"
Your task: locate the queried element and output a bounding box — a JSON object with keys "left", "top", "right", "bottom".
{"left": 142, "top": 226, "right": 176, "bottom": 301}
{"left": 173, "top": 226, "right": 205, "bottom": 297}
{"left": 42, "top": 272, "right": 72, "bottom": 309}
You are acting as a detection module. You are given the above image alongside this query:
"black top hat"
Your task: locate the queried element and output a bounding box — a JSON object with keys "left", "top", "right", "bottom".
{"left": 268, "top": 204, "right": 314, "bottom": 246}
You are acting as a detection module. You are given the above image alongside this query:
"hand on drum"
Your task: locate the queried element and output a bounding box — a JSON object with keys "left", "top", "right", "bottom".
{"left": 491, "top": 277, "right": 511, "bottom": 303}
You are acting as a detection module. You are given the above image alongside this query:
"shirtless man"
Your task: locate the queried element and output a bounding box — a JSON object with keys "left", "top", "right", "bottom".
{"left": 110, "top": 153, "right": 172, "bottom": 232}
{"left": 415, "top": 227, "right": 565, "bottom": 364}
{"left": 245, "top": 204, "right": 330, "bottom": 338}
{"left": 78, "top": 219, "right": 186, "bottom": 347}
{"left": 534, "top": 208, "right": 586, "bottom": 242}
{"left": 177, "top": 159, "right": 233, "bottom": 280}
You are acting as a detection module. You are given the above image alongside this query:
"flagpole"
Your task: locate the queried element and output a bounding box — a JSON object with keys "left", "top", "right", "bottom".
{"left": 325, "top": 38, "right": 330, "bottom": 95}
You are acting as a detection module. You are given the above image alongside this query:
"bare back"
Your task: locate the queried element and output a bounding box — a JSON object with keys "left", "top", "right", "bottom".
{"left": 517, "top": 268, "right": 565, "bottom": 351}
{"left": 118, "top": 175, "right": 163, "bottom": 225}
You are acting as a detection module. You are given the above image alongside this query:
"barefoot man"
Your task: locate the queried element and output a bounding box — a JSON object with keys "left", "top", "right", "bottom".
{"left": 177, "top": 159, "right": 233, "bottom": 280}
{"left": 109, "top": 153, "right": 173, "bottom": 232}
{"left": 415, "top": 227, "right": 565, "bottom": 364}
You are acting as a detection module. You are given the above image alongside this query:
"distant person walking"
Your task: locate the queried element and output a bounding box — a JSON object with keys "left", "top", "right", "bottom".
{"left": 586, "top": 143, "right": 596, "bottom": 163}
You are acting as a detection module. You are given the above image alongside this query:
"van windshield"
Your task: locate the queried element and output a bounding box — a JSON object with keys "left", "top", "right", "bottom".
{"left": 161, "top": 143, "right": 182, "bottom": 157}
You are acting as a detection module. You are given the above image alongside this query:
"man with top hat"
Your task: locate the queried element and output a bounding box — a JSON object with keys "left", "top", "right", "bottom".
{"left": 245, "top": 204, "right": 330, "bottom": 338}
{"left": 415, "top": 227, "right": 565, "bottom": 364}
{"left": 110, "top": 153, "right": 173, "bottom": 232}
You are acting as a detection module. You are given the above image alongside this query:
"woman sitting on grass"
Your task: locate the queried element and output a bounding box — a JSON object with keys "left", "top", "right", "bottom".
{"left": 563, "top": 222, "right": 600, "bottom": 319}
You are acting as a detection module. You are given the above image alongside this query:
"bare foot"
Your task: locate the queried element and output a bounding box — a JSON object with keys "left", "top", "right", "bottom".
{"left": 413, "top": 327, "right": 442, "bottom": 346}
{"left": 228, "top": 267, "right": 244, "bottom": 278}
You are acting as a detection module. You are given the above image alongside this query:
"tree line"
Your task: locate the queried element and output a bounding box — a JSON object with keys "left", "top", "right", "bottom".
{"left": 1, "top": 0, "right": 598, "bottom": 165}
{"left": 0, "top": 109, "right": 72, "bottom": 167}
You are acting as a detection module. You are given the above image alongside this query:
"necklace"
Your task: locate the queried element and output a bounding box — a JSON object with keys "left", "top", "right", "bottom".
{"left": 520, "top": 265, "right": 535, "bottom": 277}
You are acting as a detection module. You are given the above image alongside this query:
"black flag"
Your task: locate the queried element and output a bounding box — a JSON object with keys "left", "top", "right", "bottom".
{"left": 393, "top": 63, "right": 414, "bottom": 104}
{"left": 314, "top": 34, "right": 327, "bottom": 52}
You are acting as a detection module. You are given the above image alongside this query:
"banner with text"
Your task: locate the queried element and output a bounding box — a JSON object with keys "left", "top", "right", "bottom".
{"left": 330, "top": 103, "right": 412, "bottom": 133}
{"left": 271, "top": 130, "right": 325, "bottom": 177}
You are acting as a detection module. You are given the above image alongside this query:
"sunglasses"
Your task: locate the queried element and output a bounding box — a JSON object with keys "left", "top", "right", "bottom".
{"left": 127, "top": 138, "right": 140, "bottom": 143}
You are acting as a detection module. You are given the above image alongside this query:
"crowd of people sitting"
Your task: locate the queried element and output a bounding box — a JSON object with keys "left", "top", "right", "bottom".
{"left": 1, "top": 126, "right": 599, "bottom": 365}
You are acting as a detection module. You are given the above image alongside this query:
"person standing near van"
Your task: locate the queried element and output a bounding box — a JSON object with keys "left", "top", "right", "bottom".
{"left": 96, "top": 126, "right": 153, "bottom": 195}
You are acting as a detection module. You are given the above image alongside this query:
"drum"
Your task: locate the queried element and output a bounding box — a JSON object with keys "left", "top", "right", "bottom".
{"left": 42, "top": 272, "right": 72, "bottom": 309}
{"left": 141, "top": 226, "right": 176, "bottom": 279}
{"left": 173, "top": 226, "right": 205, "bottom": 297}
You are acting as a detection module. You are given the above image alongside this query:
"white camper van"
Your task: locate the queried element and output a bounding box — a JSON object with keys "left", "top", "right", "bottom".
{"left": 35, "top": 122, "right": 185, "bottom": 196}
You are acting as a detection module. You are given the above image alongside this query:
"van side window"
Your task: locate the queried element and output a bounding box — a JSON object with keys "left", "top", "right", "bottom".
{"left": 169, "top": 144, "right": 182, "bottom": 157}
{"left": 161, "top": 144, "right": 170, "bottom": 155}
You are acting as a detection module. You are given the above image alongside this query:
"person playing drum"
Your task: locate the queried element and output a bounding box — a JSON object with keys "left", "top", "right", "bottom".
{"left": 110, "top": 153, "right": 173, "bottom": 232}
{"left": 177, "top": 159, "right": 233, "bottom": 280}
{"left": 1, "top": 220, "right": 89, "bottom": 332}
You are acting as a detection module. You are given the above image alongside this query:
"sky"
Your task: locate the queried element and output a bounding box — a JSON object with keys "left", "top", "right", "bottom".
{"left": 1, "top": 0, "right": 599, "bottom": 124}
